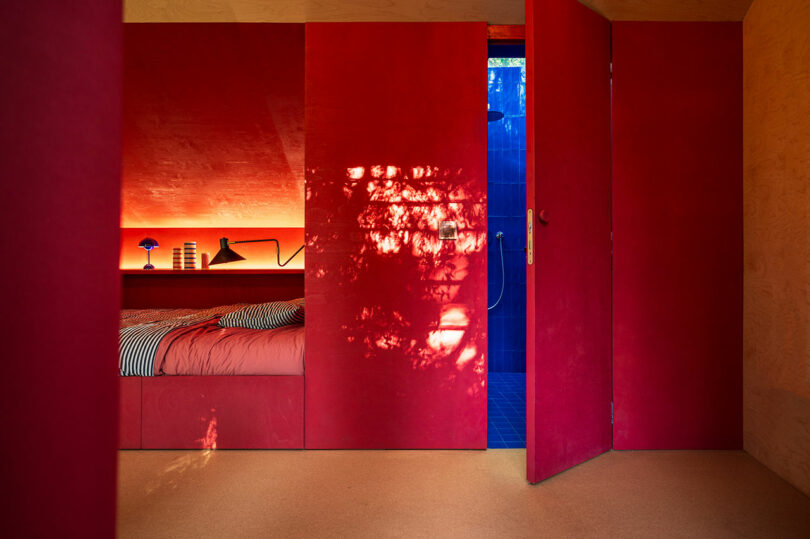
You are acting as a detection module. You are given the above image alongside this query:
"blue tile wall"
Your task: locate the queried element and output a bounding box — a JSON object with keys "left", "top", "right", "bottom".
{"left": 487, "top": 66, "right": 526, "bottom": 373}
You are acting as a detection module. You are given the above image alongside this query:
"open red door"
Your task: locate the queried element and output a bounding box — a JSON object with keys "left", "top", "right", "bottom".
{"left": 525, "top": 0, "right": 612, "bottom": 482}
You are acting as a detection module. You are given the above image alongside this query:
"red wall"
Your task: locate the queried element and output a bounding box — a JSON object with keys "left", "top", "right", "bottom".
{"left": 123, "top": 24, "right": 305, "bottom": 229}
{"left": 0, "top": 2, "right": 121, "bottom": 535}
{"left": 612, "top": 22, "right": 743, "bottom": 449}
{"left": 305, "top": 22, "right": 488, "bottom": 448}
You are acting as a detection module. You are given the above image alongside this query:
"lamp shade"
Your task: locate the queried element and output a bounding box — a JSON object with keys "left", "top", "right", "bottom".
{"left": 210, "top": 237, "right": 245, "bottom": 265}
{"left": 138, "top": 237, "right": 159, "bottom": 250}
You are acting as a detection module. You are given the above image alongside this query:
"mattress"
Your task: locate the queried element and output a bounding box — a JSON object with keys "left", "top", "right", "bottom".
{"left": 119, "top": 305, "right": 304, "bottom": 376}
{"left": 153, "top": 319, "right": 305, "bottom": 376}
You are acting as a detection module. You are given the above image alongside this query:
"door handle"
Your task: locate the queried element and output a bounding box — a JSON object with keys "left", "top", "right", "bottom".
{"left": 527, "top": 209, "right": 533, "bottom": 265}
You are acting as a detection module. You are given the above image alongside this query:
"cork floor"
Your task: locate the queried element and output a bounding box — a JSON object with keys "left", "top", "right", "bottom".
{"left": 118, "top": 449, "right": 810, "bottom": 538}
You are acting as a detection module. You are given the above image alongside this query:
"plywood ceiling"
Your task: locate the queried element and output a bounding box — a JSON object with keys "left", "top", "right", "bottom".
{"left": 123, "top": 0, "right": 754, "bottom": 23}
{"left": 123, "top": 0, "right": 524, "bottom": 24}
{"left": 582, "top": 0, "right": 754, "bottom": 21}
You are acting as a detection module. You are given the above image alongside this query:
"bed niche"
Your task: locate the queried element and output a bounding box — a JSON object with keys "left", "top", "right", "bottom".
{"left": 119, "top": 23, "right": 306, "bottom": 449}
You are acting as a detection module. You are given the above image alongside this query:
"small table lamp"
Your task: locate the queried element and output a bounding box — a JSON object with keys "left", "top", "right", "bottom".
{"left": 138, "top": 237, "right": 159, "bottom": 270}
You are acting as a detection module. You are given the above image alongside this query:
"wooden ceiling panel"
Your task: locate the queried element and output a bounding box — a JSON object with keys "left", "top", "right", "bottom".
{"left": 124, "top": 0, "right": 524, "bottom": 24}
{"left": 124, "top": 0, "right": 753, "bottom": 23}
{"left": 581, "top": 0, "right": 754, "bottom": 21}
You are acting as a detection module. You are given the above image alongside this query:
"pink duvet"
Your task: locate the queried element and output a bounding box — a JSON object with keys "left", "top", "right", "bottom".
{"left": 153, "top": 320, "right": 304, "bottom": 376}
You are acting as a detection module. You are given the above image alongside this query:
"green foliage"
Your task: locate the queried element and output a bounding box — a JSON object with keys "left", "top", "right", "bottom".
{"left": 487, "top": 58, "right": 525, "bottom": 68}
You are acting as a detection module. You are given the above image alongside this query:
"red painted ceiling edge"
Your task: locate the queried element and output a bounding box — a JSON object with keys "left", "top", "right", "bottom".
{"left": 487, "top": 24, "right": 526, "bottom": 41}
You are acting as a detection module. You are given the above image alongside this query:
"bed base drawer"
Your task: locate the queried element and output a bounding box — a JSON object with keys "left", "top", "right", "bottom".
{"left": 120, "top": 375, "right": 304, "bottom": 449}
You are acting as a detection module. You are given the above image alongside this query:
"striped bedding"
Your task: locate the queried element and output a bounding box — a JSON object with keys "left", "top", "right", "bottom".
{"left": 218, "top": 299, "right": 305, "bottom": 329}
{"left": 119, "top": 305, "right": 243, "bottom": 376}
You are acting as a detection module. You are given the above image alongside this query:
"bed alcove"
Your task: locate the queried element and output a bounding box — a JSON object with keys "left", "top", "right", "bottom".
{"left": 119, "top": 269, "right": 305, "bottom": 449}
{"left": 119, "top": 23, "right": 308, "bottom": 449}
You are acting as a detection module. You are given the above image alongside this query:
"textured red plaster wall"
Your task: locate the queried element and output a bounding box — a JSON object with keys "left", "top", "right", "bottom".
{"left": 123, "top": 23, "right": 305, "bottom": 229}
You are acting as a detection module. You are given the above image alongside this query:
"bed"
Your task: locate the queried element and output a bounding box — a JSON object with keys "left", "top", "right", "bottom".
{"left": 120, "top": 307, "right": 304, "bottom": 377}
{"left": 118, "top": 294, "right": 305, "bottom": 450}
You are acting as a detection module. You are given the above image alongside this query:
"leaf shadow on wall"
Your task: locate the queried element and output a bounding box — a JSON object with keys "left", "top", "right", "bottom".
{"left": 306, "top": 164, "right": 488, "bottom": 445}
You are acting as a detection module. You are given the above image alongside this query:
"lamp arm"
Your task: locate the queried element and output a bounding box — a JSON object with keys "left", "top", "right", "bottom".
{"left": 229, "top": 239, "right": 305, "bottom": 267}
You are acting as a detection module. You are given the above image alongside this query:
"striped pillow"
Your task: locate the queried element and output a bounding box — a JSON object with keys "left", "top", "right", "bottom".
{"left": 217, "top": 299, "right": 304, "bottom": 330}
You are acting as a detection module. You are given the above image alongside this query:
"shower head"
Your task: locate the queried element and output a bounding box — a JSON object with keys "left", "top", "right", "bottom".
{"left": 496, "top": 231, "right": 504, "bottom": 239}
{"left": 488, "top": 111, "right": 504, "bottom": 122}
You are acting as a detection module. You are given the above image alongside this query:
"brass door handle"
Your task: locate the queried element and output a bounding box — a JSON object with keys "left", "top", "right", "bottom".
{"left": 527, "top": 209, "right": 533, "bottom": 265}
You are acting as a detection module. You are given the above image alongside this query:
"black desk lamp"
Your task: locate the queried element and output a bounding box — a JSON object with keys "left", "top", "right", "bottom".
{"left": 209, "top": 237, "right": 305, "bottom": 267}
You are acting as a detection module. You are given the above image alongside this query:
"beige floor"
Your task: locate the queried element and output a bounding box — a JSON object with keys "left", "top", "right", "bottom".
{"left": 118, "top": 449, "right": 810, "bottom": 538}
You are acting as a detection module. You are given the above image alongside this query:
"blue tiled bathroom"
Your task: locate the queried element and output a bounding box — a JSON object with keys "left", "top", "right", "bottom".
{"left": 487, "top": 50, "right": 527, "bottom": 449}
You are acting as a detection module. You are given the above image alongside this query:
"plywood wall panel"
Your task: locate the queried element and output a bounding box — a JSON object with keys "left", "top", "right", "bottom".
{"left": 743, "top": 0, "right": 810, "bottom": 497}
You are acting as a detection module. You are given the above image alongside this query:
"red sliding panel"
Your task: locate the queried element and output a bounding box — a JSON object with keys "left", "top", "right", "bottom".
{"left": 1, "top": 2, "right": 121, "bottom": 535}
{"left": 305, "top": 23, "right": 488, "bottom": 448}
{"left": 612, "top": 23, "right": 742, "bottom": 449}
{"left": 526, "top": 0, "right": 612, "bottom": 482}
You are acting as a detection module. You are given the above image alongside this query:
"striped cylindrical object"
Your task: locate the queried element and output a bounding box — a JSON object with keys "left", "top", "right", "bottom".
{"left": 172, "top": 247, "right": 182, "bottom": 270}
{"left": 183, "top": 242, "right": 197, "bottom": 270}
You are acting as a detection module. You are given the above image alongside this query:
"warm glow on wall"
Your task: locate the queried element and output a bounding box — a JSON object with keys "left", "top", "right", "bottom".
{"left": 120, "top": 228, "right": 304, "bottom": 270}
{"left": 122, "top": 24, "right": 305, "bottom": 229}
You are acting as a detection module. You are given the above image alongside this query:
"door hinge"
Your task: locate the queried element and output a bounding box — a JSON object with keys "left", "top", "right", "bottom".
{"left": 610, "top": 402, "right": 614, "bottom": 424}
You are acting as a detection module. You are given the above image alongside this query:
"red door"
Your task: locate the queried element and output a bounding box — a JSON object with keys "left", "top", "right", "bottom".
{"left": 525, "top": 0, "right": 612, "bottom": 482}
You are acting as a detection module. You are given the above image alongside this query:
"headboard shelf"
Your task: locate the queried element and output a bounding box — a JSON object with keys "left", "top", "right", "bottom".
{"left": 121, "top": 269, "right": 304, "bottom": 309}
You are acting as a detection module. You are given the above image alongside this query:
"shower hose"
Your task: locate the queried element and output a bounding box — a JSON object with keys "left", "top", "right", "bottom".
{"left": 488, "top": 231, "right": 505, "bottom": 311}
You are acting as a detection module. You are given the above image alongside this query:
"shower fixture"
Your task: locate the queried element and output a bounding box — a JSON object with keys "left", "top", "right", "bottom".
{"left": 488, "top": 231, "right": 505, "bottom": 311}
